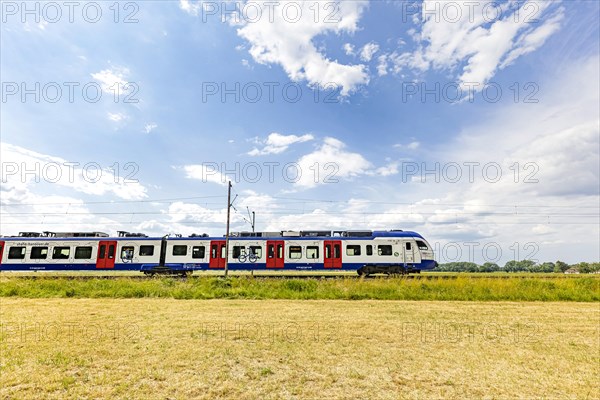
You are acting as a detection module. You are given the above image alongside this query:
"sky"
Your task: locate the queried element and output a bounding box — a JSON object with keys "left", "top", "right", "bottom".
{"left": 1, "top": 0, "right": 599, "bottom": 264}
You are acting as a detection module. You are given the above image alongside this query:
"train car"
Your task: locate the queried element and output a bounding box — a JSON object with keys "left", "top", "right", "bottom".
{"left": 154, "top": 229, "right": 437, "bottom": 275}
{"left": 0, "top": 230, "right": 437, "bottom": 275}
{"left": 0, "top": 232, "right": 161, "bottom": 272}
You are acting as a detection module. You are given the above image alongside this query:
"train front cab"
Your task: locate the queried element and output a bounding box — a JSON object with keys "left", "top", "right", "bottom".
{"left": 413, "top": 237, "right": 437, "bottom": 272}
{"left": 354, "top": 235, "right": 437, "bottom": 276}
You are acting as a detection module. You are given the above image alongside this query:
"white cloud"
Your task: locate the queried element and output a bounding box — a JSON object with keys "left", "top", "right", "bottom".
{"left": 166, "top": 201, "right": 226, "bottom": 224}
{"left": 181, "top": 164, "right": 228, "bottom": 186}
{"left": 108, "top": 112, "right": 127, "bottom": 122}
{"left": 375, "top": 162, "right": 399, "bottom": 177}
{"left": 253, "top": 198, "right": 426, "bottom": 233}
{"left": 144, "top": 123, "right": 158, "bottom": 134}
{"left": 390, "top": 1, "right": 564, "bottom": 88}
{"left": 179, "top": 0, "right": 202, "bottom": 16}
{"left": 359, "top": 42, "right": 379, "bottom": 62}
{"left": 376, "top": 54, "right": 388, "bottom": 76}
{"left": 500, "top": 10, "right": 564, "bottom": 69}
{"left": 248, "top": 132, "right": 314, "bottom": 156}
{"left": 295, "top": 137, "right": 372, "bottom": 188}
{"left": 237, "top": 190, "right": 280, "bottom": 213}
{"left": 0, "top": 192, "right": 108, "bottom": 236}
{"left": 236, "top": 1, "right": 370, "bottom": 96}
{"left": 0, "top": 142, "right": 148, "bottom": 201}
{"left": 343, "top": 43, "right": 355, "bottom": 56}
{"left": 241, "top": 59, "right": 252, "bottom": 69}
{"left": 91, "top": 66, "right": 131, "bottom": 94}
{"left": 394, "top": 141, "right": 420, "bottom": 150}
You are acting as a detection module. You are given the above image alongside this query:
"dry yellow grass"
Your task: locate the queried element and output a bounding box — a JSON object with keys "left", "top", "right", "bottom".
{"left": 1, "top": 299, "right": 598, "bottom": 399}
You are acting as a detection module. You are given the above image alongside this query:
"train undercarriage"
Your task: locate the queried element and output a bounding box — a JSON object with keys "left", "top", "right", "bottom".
{"left": 357, "top": 264, "right": 421, "bottom": 276}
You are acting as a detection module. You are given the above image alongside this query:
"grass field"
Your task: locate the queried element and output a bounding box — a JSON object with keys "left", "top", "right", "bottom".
{"left": 1, "top": 275, "right": 598, "bottom": 301}
{"left": 0, "top": 271, "right": 586, "bottom": 278}
{"left": 1, "top": 299, "right": 598, "bottom": 399}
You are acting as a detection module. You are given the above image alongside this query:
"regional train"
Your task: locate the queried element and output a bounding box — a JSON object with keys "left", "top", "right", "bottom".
{"left": 0, "top": 229, "right": 437, "bottom": 276}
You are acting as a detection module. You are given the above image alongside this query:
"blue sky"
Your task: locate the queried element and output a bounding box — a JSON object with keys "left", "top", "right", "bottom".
{"left": 1, "top": 0, "right": 599, "bottom": 264}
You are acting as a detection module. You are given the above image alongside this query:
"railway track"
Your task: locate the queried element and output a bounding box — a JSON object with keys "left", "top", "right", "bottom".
{"left": 0, "top": 273, "right": 587, "bottom": 280}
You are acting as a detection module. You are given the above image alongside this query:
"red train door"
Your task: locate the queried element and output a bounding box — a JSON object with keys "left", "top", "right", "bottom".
{"left": 0, "top": 241, "right": 4, "bottom": 268}
{"left": 96, "top": 241, "right": 117, "bottom": 269}
{"left": 324, "top": 240, "right": 342, "bottom": 268}
{"left": 266, "top": 240, "right": 284, "bottom": 268}
{"left": 209, "top": 240, "right": 226, "bottom": 269}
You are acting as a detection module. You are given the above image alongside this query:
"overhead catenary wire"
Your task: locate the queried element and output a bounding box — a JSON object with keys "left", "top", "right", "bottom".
{"left": 1, "top": 192, "right": 598, "bottom": 232}
{"left": 1, "top": 195, "right": 598, "bottom": 209}
{"left": 0, "top": 218, "right": 597, "bottom": 225}
{"left": 0, "top": 195, "right": 227, "bottom": 207}
{"left": 0, "top": 211, "right": 598, "bottom": 217}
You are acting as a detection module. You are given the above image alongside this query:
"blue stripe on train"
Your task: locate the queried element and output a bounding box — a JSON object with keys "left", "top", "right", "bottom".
{"left": 0, "top": 263, "right": 144, "bottom": 271}
{"left": 0, "top": 260, "right": 437, "bottom": 272}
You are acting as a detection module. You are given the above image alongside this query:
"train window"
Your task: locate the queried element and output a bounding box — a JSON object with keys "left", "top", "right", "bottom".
{"left": 30, "top": 246, "right": 48, "bottom": 260}
{"left": 325, "top": 244, "right": 331, "bottom": 259}
{"left": 277, "top": 244, "right": 283, "bottom": 258}
{"left": 268, "top": 244, "right": 275, "bottom": 258}
{"left": 366, "top": 245, "right": 373, "bottom": 256}
{"left": 173, "top": 245, "right": 187, "bottom": 256}
{"left": 377, "top": 245, "right": 392, "bottom": 256}
{"left": 333, "top": 244, "right": 341, "bottom": 259}
{"left": 233, "top": 246, "right": 244, "bottom": 259}
{"left": 405, "top": 242, "right": 412, "bottom": 251}
{"left": 221, "top": 245, "right": 226, "bottom": 258}
{"left": 140, "top": 245, "right": 154, "bottom": 256}
{"left": 211, "top": 245, "right": 218, "bottom": 258}
{"left": 108, "top": 245, "right": 115, "bottom": 259}
{"left": 8, "top": 246, "right": 26, "bottom": 259}
{"left": 192, "top": 246, "right": 205, "bottom": 259}
{"left": 99, "top": 245, "right": 106, "bottom": 259}
{"left": 346, "top": 245, "right": 361, "bottom": 256}
{"left": 121, "top": 246, "right": 134, "bottom": 260}
{"left": 289, "top": 246, "right": 302, "bottom": 259}
{"left": 306, "top": 246, "right": 319, "bottom": 259}
{"left": 416, "top": 240, "right": 428, "bottom": 250}
{"left": 52, "top": 247, "right": 71, "bottom": 259}
{"left": 249, "top": 246, "right": 262, "bottom": 259}
{"left": 75, "top": 247, "right": 93, "bottom": 259}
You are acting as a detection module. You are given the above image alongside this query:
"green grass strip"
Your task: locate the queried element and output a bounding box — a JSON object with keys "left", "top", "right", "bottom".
{"left": 1, "top": 276, "right": 599, "bottom": 301}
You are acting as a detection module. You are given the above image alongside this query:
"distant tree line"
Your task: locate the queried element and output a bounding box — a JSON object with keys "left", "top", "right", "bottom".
{"left": 434, "top": 260, "right": 600, "bottom": 273}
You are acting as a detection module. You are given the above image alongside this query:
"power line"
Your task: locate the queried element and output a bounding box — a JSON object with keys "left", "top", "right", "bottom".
{"left": 0, "top": 195, "right": 226, "bottom": 207}
{"left": 267, "top": 196, "right": 600, "bottom": 209}
{"left": 1, "top": 195, "right": 598, "bottom": 209}
{"left": 0, "top": 211, "right": 597, "bottom": 217}
{"left": 1, "top": 221, "right": 597, "bottom": 226}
